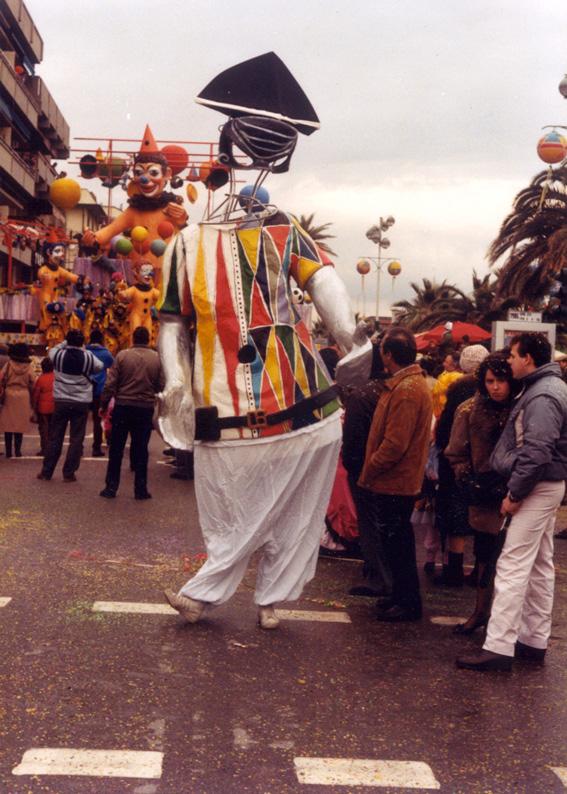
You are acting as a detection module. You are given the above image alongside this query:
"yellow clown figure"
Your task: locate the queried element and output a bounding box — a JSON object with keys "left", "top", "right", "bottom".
{"left": 120, "top": 263, "right": 160, "bottom": 345}
{"left": 36, "top": 241, "right": 83, "bottom": 332}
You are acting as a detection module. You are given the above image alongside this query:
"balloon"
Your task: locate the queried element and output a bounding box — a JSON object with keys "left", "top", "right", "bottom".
{"left": 131, "top": 225, "right": 149, "bottom": 242}
{"left": 387, "top": 260, "right": 402, "bottom": 277}
{"left": 238, "top": 185, "right": 270, "bottom": 212}
{"left": 110, "top": 234, "right": 122, "bottom": 250}
{"left": 157, "top": 220, "right": 175, "bottom": 239}
{"left": 150, "top": 239, "right": 167, "bottom": 257}
{"left": 186, "top": 184, "right": 198, "bottom": 203}
{"left": 356, "top": 258, "right": 371, "bottom": 275}
{"left": 161, "top": 144, "right": 189, "bottom": 175}
{"left": 537, "top": 131, "right": 567, "bottom": 165}
{"left": 49, "top": 177, "right": 81, "bottom": 210}
{"left": 98, "top": 157, "right": 126, "bottom": 179}
{"left": 115, "top": 237, "right": 133, "bottom": 255}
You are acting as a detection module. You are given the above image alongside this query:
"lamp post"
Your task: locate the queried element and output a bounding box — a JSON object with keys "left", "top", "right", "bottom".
{"left": 365, "top": 216, "right": 396, "bottom": 323}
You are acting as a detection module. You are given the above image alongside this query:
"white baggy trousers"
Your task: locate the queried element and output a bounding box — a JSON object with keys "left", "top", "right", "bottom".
{"left": 484, "top": 480, "right": 565, "bottom": 657}
{"left": 179, "top": 414, "right": 342, "bottom": 607}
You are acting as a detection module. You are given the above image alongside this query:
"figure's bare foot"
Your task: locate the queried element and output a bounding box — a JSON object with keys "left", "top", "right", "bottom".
{"left": 164, "top": 589, "right": 205, "bottom": 623}
{"left": 258, "top": 605, "right": 280, "bottom": 630}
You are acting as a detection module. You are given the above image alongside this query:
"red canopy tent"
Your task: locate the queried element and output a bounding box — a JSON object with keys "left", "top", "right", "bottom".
{"left": 415, "top": 321, "right": 491, "bottom": 351}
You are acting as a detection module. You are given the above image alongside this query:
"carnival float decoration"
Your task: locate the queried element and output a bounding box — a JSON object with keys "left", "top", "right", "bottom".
{"left": 118, "top": 263, "right": 160, "bottom": 345}
{"left": 36, "top": 231, "right": 87, "bottom": 332}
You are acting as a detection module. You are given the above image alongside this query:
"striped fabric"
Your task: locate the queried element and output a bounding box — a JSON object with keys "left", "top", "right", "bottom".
{"left": 49, "top": 343, "right": 103, "bottom": 404}
{"left": 159, "top": 211, "right": 339, "bottom": 439}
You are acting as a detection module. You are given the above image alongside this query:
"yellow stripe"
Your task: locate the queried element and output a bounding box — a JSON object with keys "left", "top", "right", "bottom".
{"left": 193, "top": 229, "right": 216, "bottom": 405}
{"left": 293, "top": 334, "right": 309, "bottom": 395}
{"left": 238, "top": 228, "right": 261, "bottom": 274}
{"left": 265, "top": 327, "right": 285, "bottom": 409}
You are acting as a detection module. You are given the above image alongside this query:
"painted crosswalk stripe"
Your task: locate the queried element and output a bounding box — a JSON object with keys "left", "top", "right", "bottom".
{"left": 93, "top": 601, "right": 176, "bottom": 615}
{"left": 294, "top": 758, "right": 440, "bottom": 788}
{"left": 0, "top": 598, "right": 12, "bottom": 608}
{"left": 551, "top": 767, "right": 567, "bottom": 786}
{"left": 91, "top": 602, "right": 351, "bottom": 622}
{"left": 430, "top": 616, "right": 468, "bottom": 627}
{"left": 276, "top": 609, "right": 351, "bottom": 623}
{"left": 12, "top": 749, "right": 163, "bottom": 779}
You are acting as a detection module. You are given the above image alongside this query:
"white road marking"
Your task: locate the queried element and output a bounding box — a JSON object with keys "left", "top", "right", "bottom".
{"left": 276, "top": 609, "right": 351, "bottom": 623}
{"left": 551, "top": 767, "right": 567, "bottom": 786}
{"left": 430, "top": 616, "right": 468, "bottom": 627}
{"left": 0, "top": 597, "right": 12, "bottom": 608}
{"left": 294, "top": 758, "right": 440, "bottom": 788}
{"left": 93, "top": 601, "right": 176, "bottom": 615}
{"left": 12, "top": 748, "right": 163, "bottom": 779}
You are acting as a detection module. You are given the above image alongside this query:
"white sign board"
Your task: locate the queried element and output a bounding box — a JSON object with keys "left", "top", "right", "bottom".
{"left": 507, "top": 310, "right": 543, "bottom": 323}
{"left": 492, "top": 320, "right": 556, "bottom": 353}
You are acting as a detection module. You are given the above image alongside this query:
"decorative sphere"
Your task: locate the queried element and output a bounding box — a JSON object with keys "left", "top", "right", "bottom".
{"left": 98, "top": 157, "right": 126, "bottom": 179}
{"left": 131, "top": 226, "right": 149, "bottom": 243}
{"left": 238, "top": 185, "right": 270, "bottom": 212}
{"left": 127, "top": 181, "right": 140, "bottom": 198}
{"left": 537, "top": 131, "right": 567, "bottom": 164}
{"left": 79, "top": 154, "right": 97, "bottom": 179}
{"left": 356, "top": 258, "right": 371, "bottom": 275}
{"left": 161, "top": 144, "right": 189, "bottom": 175}
{"left": 115, "top": 237, "right": 133, "bottom": 255}
{"left": 157, "top": 221, "right": 175, "bottom": 239}
{"left": 387, "top": 260, "right": 402, "bottom": 277}
{"left": 110, "top": 234, "right": 122, "bottom": 250}
{"left": 150, "top": 239, "right": 167, "bottom": 257}
{"left": 49, "top": 177, "right": 81, "bottom": 210}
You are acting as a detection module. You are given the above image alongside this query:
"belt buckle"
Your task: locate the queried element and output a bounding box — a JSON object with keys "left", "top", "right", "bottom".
{"left": 246, "top": 409, "right": 267, "bottom": 430}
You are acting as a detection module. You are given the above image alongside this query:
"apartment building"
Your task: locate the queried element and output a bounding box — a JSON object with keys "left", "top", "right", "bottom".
{"left": 0, "top": 0, "right": 70, "bottom": 286}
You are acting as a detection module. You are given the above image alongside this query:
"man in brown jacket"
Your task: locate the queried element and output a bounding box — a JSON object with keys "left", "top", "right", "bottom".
{"left": 358, "top": 328, "right": 433, "bottom": 621}
{"left": 99, "top": 326, "right": 165, "bottom": 500}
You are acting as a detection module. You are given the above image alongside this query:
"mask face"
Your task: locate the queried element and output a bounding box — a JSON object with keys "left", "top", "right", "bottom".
{"left": 48, "top": 245, "right": 65, "bottom": 267}
{"left": 139, "top": 264, "right": 154, "bottom": 285}
{"left": 132, "top": 162, "right": 170, "bottom": 197}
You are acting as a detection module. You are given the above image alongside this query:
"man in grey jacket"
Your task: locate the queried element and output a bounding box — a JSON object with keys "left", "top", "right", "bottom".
{"left": 38, "top": 329, "right": 104, "bottom": 482}
{"left": 458, "top": 333, "right": 567, "bottom": 671}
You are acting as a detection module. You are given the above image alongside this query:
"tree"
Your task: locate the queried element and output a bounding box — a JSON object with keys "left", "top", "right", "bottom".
{"left": 391, "top": 278, "right": 472, "bottom": 332}
{"left": 489, "top": 165, "right": 567, "bottom": 303}
{"left": 298, "top": 213, "right": 337, "bottom": 257}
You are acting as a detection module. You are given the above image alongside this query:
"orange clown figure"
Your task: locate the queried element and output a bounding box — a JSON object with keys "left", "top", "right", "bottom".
{"left": 82, "top": 126, "right": 188, "bottom": 287}
{"left": 36, "top": 242, "right": 83, "bottom": 331}
{"left": 119, "top": 263, "right": 160, "bottom": 344}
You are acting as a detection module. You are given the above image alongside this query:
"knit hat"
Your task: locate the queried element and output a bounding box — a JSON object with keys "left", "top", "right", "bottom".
{"left": 459, "top": 344, "right": 489, "bottom": 374}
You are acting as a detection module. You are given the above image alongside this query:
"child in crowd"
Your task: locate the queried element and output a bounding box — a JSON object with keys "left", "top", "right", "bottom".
{"left": 32, "top": 357, "right": 54, "bottom": 457}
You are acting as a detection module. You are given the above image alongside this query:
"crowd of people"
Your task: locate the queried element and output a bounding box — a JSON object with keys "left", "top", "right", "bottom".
{"left": 1, "top": 325, "right": 567, "bottom": 672}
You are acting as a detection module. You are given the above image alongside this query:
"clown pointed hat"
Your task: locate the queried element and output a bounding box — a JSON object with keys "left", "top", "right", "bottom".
{"left": 195, "top": 52, "right": 320, "bottom": 136}
{"left": 135, "top": 124, "right": 168, "bottom": 167}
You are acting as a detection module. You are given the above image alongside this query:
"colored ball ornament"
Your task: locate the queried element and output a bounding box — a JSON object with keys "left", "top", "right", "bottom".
{"left": 157, "top": 221, "right": 174, "bottom": 239}
{"left": 387, "top": 260, "right": 402, "bottom": 277}
{"left": 79, "top": 154, "right": 97, "bottom": 179}
{"left": 110, "top": 234, "right": 122, "bottom": 250}
{"left": 49, "top": 177, "right": 81, "bottom": 210}
{"left": 356, "top": 258, "right": 371, "bottom": 275}
{"left": 161, "top": 144, "right": 189, "bottom": 175}
{"left": 131, "top": 225, "right": 149, "bottom": 243}
{"left": 150, "top": 239, "right": 167, "bottom": 257}
{"left": 537, "top": 131, "right": 567, "bottom": 165}
{"left": 127, "top": 181, "right": 140, "bottom": 198}
{"left": 238, "top": 185, "right": 270, "bottom": 212}
{"left": 98, "top": 157, "right": 126, "bottom": 179}
{"left": 115, "top": 237, "right": 133, "bottom": 255}
{"left": 186, "top": 183, "right": 198, "bottom": 203}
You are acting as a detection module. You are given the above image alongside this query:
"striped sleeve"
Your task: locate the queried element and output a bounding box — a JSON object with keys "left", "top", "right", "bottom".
{"left": 158, "top": 234, "right": 191, "bottom": 315}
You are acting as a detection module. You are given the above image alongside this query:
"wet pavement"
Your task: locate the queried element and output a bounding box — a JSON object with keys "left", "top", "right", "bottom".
{"left": 1, "top": 429, "right": 567, "bottom": 793}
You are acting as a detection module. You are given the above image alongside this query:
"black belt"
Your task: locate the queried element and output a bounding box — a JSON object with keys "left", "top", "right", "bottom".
{"left": 195, "top": 386, "right": 338, "bottom": 441}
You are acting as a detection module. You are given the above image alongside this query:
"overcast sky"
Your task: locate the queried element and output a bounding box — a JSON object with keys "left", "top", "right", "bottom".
{"left": 27, "top": 0, "right": 567, "bottom": 314}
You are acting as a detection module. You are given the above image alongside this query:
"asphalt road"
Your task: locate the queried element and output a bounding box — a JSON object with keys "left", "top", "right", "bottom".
{"left": 1, "top": 427, "right": 566, "bottom": 793}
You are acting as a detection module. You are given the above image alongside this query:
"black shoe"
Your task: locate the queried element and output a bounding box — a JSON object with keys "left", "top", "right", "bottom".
{"left": 135, "top": 491, "right": 152, "bottom": 500}
{"left": 92, "top": 449, "right": 105, "bottom": 457}
{"left": 99, "top": 488, "right": 116, "bottom": 499}
{"left": 456, "top": 649, "right": 512, "bottom": 671}
{"left": 37, "top": 471, "right": 51, "bottom": 481}
{"left": 555, "top": 528, "right": 567, "bottom": 540}
{"left": 453, "top": 615, "right": 489, "bottom": 635}
{"left": 63, "top": 474, "right": 77, "bottom": 483}
{"left": 515, "top": 641, "right": 546, "bottom": 664}
{"left": 15, "top": 451, "right": 22, "bottom": 458}
{"left": 170, "top": 470, "right": 192, "bottom": 480}
{"left": 162, "top": 447, "right": 175, "bottom": 457}
{"left": 423, "top": 562, "right": 436, "bottom": 576}
{"left": 375, "top": 604, "right": 422, "bottom": 622}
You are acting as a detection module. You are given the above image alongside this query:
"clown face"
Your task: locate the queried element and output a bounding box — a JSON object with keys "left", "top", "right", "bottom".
{"left": 46, "top": 244, "right": 66, "bottom": 269}
{"left": 132, "top": 161, "right": 171, "bottom": 198}
{"left": 139, "top": 263, "right": 155, "bottom": 285}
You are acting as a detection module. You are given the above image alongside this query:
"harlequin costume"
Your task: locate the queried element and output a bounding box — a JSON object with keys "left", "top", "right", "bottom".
{"left": 160, "top": 53, "right": 371, "bottom": 627}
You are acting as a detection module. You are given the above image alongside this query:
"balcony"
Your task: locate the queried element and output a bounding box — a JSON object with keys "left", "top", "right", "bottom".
{"left": 0, "top": 0, "right": 43, "bottom": 63}
{"left": 0, "top": 135, "right": 35, "bottom": 197}
{"left": 0, "top": 50, "right": 39, "bottom": 129}
{"left": 27, "top": 75, "right": 69, "bottom": 157}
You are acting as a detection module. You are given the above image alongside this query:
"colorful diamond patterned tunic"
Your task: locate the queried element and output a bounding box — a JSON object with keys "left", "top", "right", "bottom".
{"left": 159, "top": 211, "right": 339, "bottom": 440}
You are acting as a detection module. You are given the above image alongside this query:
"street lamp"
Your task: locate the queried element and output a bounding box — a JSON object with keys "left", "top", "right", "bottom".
{"left": 365, "top": 216, "right": 396, "bottom": 322}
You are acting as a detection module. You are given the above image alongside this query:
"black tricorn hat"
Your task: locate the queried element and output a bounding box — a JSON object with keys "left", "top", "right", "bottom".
{"left": 195, "top": 52, "right": 320, "bottom": 136}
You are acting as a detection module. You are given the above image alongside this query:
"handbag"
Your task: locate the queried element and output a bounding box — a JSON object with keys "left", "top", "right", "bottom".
{"left": 458, "top": 470, "right": 508, "bottom": 507}
{"left": 0, "top": 364, "right": 9, "bottom": 407}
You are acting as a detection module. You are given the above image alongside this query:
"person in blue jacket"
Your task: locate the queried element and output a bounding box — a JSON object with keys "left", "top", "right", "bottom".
{"left": 86, "top": 329, "right": 114, "bottom": 456}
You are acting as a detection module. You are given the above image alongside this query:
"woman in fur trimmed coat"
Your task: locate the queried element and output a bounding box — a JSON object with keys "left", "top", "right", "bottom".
{"left": 445, "top": 353, "right": 516, "bottom": 634}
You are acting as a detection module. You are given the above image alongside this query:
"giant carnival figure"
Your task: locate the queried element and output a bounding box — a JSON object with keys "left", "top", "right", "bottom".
{"left": 82, "top": 126, "right": 188, "bottom": 288}
{"left": 36, "top": 237, "right": 85, "bottom": 332}
{"left": 119, "top": 262, "right": 160, "bottom": 344}
{"left": 161, "top": 53, "right": 371, "bottom": 630}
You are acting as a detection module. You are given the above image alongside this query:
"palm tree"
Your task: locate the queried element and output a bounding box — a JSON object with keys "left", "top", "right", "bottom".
{"left": 391, "top": 278, "right": 473, "bottom": 332}
{"left": 489, "top": 165, "right": 567, "bottom": 303}
{"left": 298, "top": 213, "right": 337, "bottom": 257}
{"left": 466, "top": 271, "right": 519, "bottom": 329}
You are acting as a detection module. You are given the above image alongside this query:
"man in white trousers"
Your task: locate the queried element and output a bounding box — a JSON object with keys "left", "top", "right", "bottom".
{"left": 457, "top": 332, "right": 567, "bottom": 671}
